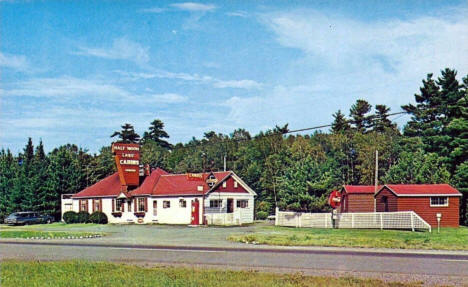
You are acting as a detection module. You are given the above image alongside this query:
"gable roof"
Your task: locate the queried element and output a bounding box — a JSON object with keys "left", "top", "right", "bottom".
{"left": 72, "top": 172, "right": 123, "bottom": 198}
{"left": 376, "top": 184, "right": 462, "bottom": 197}
{"left": 343, "top": 185, "right": 382, "bottom": 194}
{"left": 72, "top": 169, "right": 256, "bottom": 198}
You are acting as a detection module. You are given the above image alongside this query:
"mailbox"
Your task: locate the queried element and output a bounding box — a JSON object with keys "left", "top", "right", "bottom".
{"left": 436, "top": 213, "right": 442, "bottom": 221}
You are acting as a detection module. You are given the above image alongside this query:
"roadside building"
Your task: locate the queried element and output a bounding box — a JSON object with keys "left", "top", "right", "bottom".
{"left": 64, "top": 168, "right": 256, "bottom": 225}
{"left": 375, "top": 184, "right": 462, "bottom": 227}
{"left": 340, "top": 185, "right": 380, "bottom": 213}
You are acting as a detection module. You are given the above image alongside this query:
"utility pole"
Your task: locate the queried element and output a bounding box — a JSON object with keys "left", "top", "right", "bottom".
{"left": 223, "top": 154, "right": 226, "bottom": 172}
{"left": 374, "top": 150, "right": 379, "bottom": 193}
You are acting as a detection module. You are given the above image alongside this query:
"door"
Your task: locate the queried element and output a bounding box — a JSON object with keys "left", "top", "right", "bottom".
{"left": 191, "top": 199, "right": 199, "bottom": 225}
{"left": 382, "top": 196, "right": 389, "bottom": 212}
{"left": 227, "top": 198, "right": 234, "bottom": 213}
{"left": 153, "top": 200, "right": 157, "bottom": 216}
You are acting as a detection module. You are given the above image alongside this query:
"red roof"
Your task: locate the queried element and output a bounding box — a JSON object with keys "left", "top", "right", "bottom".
{"left": 72, "top": 169, "right": 233, "bottom": 198}
{"left": 384, "top": 184, "right": 461, "bottom": 196}
{"left": 343, "top": 185, "right": 382, "bottom": 194}
{"left": 152, "top": 171, "right": 231, "bottom": 196}
{"left": 72, "top": 172, "right": 123, "bottom": 198}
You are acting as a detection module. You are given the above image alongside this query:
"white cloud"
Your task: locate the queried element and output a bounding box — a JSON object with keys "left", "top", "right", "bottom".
{"left": 171, "top": 2, "right": 216, "bottom": 12}
{"left": 0, "top": 52, "right": 29, "bottom": 71}
{"left": 74, "top": 37, "right": 149, "bottom": 65}
{"left": 226, "top": 11, "right": 248, "bottom": 18}
{"left": 143, "top": 93, "right": 188, "bottom": 104}
{"left": 213, "top": 79, "right": 263, "bottom": 89}
{"left": 139, "top": 7, "right": 166, "bottom": 13}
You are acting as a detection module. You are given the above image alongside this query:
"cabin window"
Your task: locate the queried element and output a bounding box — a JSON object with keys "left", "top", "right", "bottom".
{"left": 236, "top": 200, "right": 248, "bottom": 208}
{"left": 179, "top": 199, "right": 186, "bottom": 208}
{"left": 137, "top": 198, "right": 146, "bottom": 212}
{"left": 430, "top": 197, "right": 448, "bottom": 207}
{"left": 163, "top": 201, "right": 171, "bottom": 208}
{"left": 93, "top": 199, "right": 101, "bottom": 212}
{"left": 116, "top": 198, "right": 125, "bottom": 212}
{"left": 222, "top": 182, "right": 227, "bottom": 188}
{"left": 210, "top": 199, "right": 222, "bottom": 208}
{"left": 234, "top": 181, "right": 238, "bottom": 188}
{"left": 80, "top": 200, "right": 87, "bottom": 212}
{"left": 64, "top": 203, "right": 73, "bottom": 211}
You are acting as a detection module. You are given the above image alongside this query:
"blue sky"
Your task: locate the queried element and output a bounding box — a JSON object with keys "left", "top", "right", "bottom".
{"left": 1, "top": 0, "right": 467, "bottom": 153}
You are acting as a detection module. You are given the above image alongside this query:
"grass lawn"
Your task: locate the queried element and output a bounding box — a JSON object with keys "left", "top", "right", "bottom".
{"left": 228, "top": 226, "right": 468, "bottom": 250}
{"left": 0, "top": 260, "right": 424, "bottom": 287}
{"left": 0, "top": 223, "right": 105, "bottom": 239}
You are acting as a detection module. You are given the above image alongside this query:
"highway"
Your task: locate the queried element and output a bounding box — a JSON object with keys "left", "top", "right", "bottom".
{"left": 1, "top": 241, "right": 468, "bottom": 285}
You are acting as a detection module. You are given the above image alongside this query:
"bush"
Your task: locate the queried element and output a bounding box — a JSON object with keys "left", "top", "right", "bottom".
{"left": 63, "top": 211, "right": 78, "bottom": 224}
{"left": 256, "top": 211, "right": 268, "bottom": 220}
{"left": 256, "top": 201, "right": 271, "bottom": 213}
{"left": 76, "top": 211, "right": 90, "bottom": 223}
{"left": 89, "top": 211, "right": 108, "bottom": 224}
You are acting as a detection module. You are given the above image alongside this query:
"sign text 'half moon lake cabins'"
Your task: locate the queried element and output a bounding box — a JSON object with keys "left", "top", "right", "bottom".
{"left": 112, "top": 143, "right": 141, "bottom": 186}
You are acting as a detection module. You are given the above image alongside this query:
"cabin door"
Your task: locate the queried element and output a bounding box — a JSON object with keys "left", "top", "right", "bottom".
{"left": 382, "top": 196, "right": 389, "bottom": 212}
{"left": 191, "top": 199, "right": 199, "bottom": 225}
{"left": 227, "top": 198, "right": 234, "bottom": 213}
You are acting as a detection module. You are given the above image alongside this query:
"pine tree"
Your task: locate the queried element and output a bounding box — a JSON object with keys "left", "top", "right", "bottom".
{"left": 373, "top": 105, "right": 397, "bottom": 133}
{"left": 111, "top": 123, "right": 140, "bottom": 143}
{"left": 331, "top": 110, "right": 350, "bottom": 133}
{"left": 142, "top": 119, "right": 171, "bottom": 149}
{"left": 349, "top": 99, "right": 372, "bottom": 132}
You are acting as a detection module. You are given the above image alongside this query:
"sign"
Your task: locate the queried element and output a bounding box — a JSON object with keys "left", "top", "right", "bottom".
{"left": 187, "top": 173, "right": 204, "bottom": 181}
{"left": 206, "top": 173, "right": 218, "bottom": 188}
{"left": 112, "top": 143, "right": 140, "bottom": 186}
{"left": 328, "top": 190, "right": 341, "bottom": 209}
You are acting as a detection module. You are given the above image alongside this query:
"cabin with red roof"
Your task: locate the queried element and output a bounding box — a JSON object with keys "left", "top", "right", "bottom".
{"left": 340, "top": 185, "right": 380, "bottom": 213}
{"left": 62, "top": 168, "right": 256, "bottom": 225}
{"left": 375, "top": 184, "right": 462, "bottom": 227}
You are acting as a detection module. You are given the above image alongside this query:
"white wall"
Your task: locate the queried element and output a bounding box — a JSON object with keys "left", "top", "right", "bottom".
{"left": 205, "top": 193, "right": 254, "bottom": 224}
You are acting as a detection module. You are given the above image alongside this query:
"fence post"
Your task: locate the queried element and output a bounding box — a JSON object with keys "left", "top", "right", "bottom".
{"left": 410, "top": 212, "right": 415, "bottom": 232}
{"left": 325, "top": 213, "right": 328, "bottom": 228}
{"left": 380, "top": 213, "right": 383, "bottom": 230}
{"left": 275, "top": 207, "right": 279, "bottom": 226}
{"left": 352, "top": 213, "right": 355, "bottom": 228}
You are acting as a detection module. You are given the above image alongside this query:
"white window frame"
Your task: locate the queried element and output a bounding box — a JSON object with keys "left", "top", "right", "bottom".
{"left": 222, "top": 182, "right": 227, "bottom": 188}
{"left": 234, "top": 181, "right": 238, "bottom": 188}
{"left": 163, "top": 200, "right": 171, "bottom": 208}
{"left": 430, "top": 197, "right": 448, "bottom": 207}
{"left": 115, "top": 198, "right": 125, "bottom": 212}
{"left": 137, "top": 198, "right": 146, "bottom": 212}
{"left": 210, "top": 199, "right": 222, "bottom": 208}
{"left": 236, "top": 200, "right": 248, "bottom": 208}
{"left": 179, "top": 199, "right": 186, "bottom": 208}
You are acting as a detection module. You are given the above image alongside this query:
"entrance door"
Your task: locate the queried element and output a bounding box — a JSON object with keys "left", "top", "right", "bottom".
{"left": 227, "top": 198, "right": 234, "bottom": 213}
{"left": 153, "top": 200, "right": 157, "bottom": 216}
{"left": 382, "top": 196, "right": 389, "bottom": 212}
{"left": 191, "top": 199, "right": 199, "bottom": 225}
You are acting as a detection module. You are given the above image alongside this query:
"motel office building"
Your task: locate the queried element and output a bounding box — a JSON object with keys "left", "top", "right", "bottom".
{"left": 62, "top": 168, "right": 256, "bottom": 225}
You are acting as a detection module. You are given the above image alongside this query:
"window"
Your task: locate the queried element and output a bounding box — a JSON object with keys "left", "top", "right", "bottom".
{"left": 80, "top": 200, "right": 87, "bottom": 212}
{"left": 116, "top": 198, "right": 125, "bottom": 212}
{"left": 197, "top": 185, "right": 203, "bottom": 192}
{"left": 163, "top": 201, "right": 171, "bottom": 208}
{"left": 137, "top": 198, "right": 146, "bottom": 212}
{"left": 430, "top": 197, "right": 448, "bottom": 207}
{"left": 234, "top": 181, "right": 238, "bottom": 188}
{"left": 179, "top": 199, "right": 186, "bottom": 208}
{"left": 93, "top": 199, "right": 100, "bottom": 212}
{"left": 236, "top": 200, "right": 248, "bottom": 208}
{"left": 222, "top": 182, "right": 227, "bottom": 188}
{"left": 210, "top": 199, "right": 222, "bottom": 208}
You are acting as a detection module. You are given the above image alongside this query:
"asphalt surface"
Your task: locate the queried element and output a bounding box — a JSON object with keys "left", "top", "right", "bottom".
{"left": 1, "top": 241, "right": 468, "bottom": 286}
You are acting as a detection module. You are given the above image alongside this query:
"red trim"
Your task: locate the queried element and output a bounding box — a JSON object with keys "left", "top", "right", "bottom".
{"left": 99, "top": 198, "right": 102, "bottom": 212}
{"left": 112, "top": 199, "right": 115, "bottom": 212}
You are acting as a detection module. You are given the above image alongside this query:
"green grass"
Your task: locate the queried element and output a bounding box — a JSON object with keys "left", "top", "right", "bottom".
{"left": 0, "top": 260, "right": 424, "bottom": 287}
{"left": 228, "top": 226, "right": 468, "bottom": 250}
{"left": 0, "top": 223, "right": 103, "bottom": 229}
{"left": 0, "top": 230, "right": 103, "bottom": 239}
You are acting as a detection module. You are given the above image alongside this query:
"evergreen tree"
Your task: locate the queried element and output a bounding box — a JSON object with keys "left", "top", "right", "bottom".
{"left": 142, "top": 119, "right": 171, "bottom": 149}
{"left": 349, "top": 99, "right": 372, "bottom": 132}
{"left": 111, "top": 123, "right": 140, "bottom": 143}
{"left": 373, "top": 105, "right": 397, "bottom": 133}
{"left": 331, "top": 110, "right": 350, "bottom": 133}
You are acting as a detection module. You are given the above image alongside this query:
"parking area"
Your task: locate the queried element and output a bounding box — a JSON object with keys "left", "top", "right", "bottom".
{"left": 0, "top": 222, "right": 272, "bottom": 247}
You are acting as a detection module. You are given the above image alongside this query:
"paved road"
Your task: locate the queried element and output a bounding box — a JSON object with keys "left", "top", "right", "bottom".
{"left": 1, "top": 241, "right": 468, "bottom": 286}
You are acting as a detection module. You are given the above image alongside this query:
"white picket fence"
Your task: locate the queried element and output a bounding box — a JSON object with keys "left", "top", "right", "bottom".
{"left": 275, "top": 208, "right": 431, "bottom": 232}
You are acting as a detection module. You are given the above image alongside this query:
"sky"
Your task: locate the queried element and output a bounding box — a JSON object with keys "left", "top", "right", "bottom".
{"left": 1, "top": 0, "right": 467, "bottom": 154}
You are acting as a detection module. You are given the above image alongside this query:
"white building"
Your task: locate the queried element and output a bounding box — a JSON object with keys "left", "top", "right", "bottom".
{"left": 61, "top": 168, "right": 256, "bottom": 225}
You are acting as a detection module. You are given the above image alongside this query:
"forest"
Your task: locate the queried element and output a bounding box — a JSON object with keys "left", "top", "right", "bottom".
{"left": 0, "top": 68, "right": 467, "bottom": 224}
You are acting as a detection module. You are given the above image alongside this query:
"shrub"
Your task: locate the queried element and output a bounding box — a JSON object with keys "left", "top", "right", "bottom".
{"left": 89, "top": 211, "right": 108, "bottom": 224}
{"left": 256, "top": 201, "right": 271, "bottom": 213}
{"left": 63, "top": 211, "right": 78, "bottom": 224}
{"left": 256, "top": 211, "right": 268, "bottom": 220}
{"left": 76, "top": 211, "right": 90, "bottom": 223}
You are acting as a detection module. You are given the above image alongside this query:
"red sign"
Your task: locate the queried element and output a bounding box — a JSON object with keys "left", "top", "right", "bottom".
{"left": 187, "top": 173, "right": 204, "bottom": 181}
{"left": 112, "top": 143, "right": 140, "bottom": 186}
{"left": 328, "top": 190, "right": 341, "bottom": 209}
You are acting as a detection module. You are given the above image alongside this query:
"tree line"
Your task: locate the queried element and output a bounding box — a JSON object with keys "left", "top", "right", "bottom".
{"left": 0, "top": 68, "right": 467, "bottom": 224}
